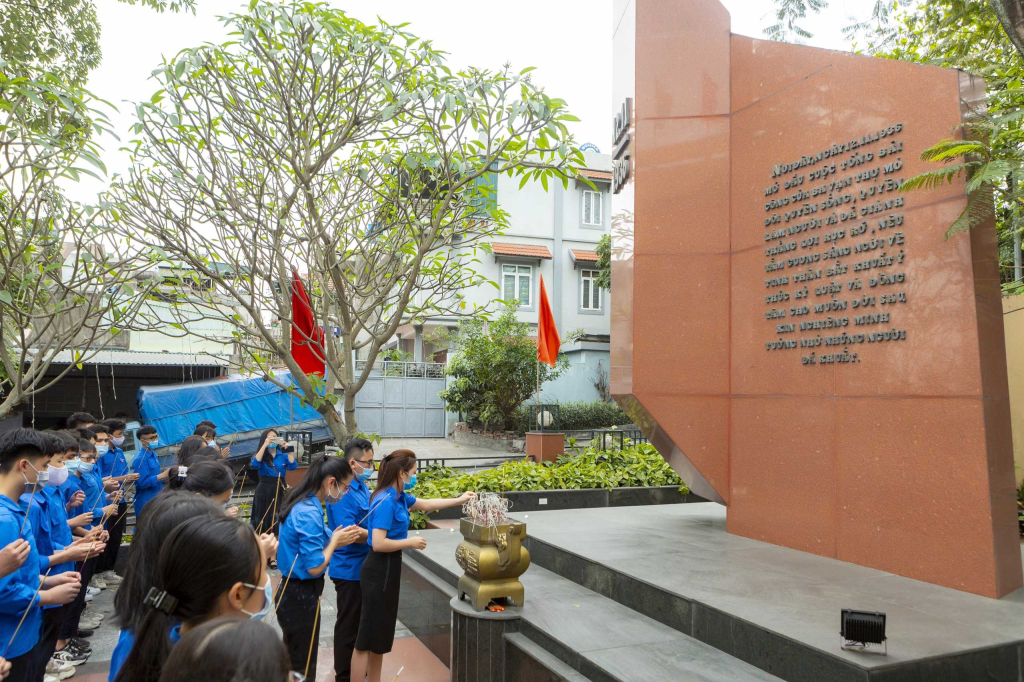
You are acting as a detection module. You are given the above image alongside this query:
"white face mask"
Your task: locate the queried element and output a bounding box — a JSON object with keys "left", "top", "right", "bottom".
{"left": 111, "top": 436, "right": 125, "bottom": 447}
{"left": 240, "top": 574, "right": 273, "bottom": 621}
{"left": 207, "top": 440, "right": 217, "bottom": 448}
{"left": 47, "top": 465, "right": 69, "bottom": 487}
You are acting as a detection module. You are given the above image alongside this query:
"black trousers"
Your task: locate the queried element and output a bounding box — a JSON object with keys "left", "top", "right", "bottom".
{"left": 332, "top": 578, "right": 362, "bottom": 682}
{"left": 59, "top": 557, "right": 96, "bottom": 640}
{"left": 97, "top": 501, "right": 127, "bottom": 573}
{"left": 250, "top": 477, "right": 286, "bottom": 536}
{"left": 5, "top": 649, "right": 40, "bottom": 682}
{"left": 34, "top": 605, "right": 66, "bottom": 670}
{"left": 275, "top": 575, "right": 324, "bottom": 678}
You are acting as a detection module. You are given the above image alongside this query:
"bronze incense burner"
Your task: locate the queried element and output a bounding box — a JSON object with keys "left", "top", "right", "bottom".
{"left": 454, "top": 517, "right": 530, "bottom": 611}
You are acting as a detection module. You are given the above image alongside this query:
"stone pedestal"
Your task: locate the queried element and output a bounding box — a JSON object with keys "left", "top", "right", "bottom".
{"left": 524, "top": 432, "right": 563, "bottom": 462}
{"left": 449, "top": 596, "right": 521, "bottom": 682}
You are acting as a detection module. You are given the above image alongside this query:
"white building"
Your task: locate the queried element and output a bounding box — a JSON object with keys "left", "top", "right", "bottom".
{"left": 389, "top": 150, "right": 613, "bottom": 403}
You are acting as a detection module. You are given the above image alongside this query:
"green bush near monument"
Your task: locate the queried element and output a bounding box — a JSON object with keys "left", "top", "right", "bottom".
{"left": 510, "top": 400, "right": 632, "bottom": 435}
{"left": 408, "top": 444, "right": 688, "bottom": 529}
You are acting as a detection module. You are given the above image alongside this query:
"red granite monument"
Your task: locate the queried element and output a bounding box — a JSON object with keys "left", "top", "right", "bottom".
{"left": 611, "top": 0, "right": 1021, "bottom": 598}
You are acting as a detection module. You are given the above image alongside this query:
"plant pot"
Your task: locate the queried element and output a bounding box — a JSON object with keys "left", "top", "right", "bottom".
{"left": 454, "top": 517, "right": 531, "bottom": 611}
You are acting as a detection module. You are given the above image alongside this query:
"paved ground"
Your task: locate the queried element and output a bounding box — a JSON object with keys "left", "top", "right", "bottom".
{"left": 69, "top": 563, "right": 446, "bottom": 682}
{"left": 376, "top": 437, "right": 497, "bottom": 460}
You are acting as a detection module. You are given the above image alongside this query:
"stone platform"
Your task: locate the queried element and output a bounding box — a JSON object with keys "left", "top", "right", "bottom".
{"left": 401, "top": 503, "right": 1024, "bottom": 682}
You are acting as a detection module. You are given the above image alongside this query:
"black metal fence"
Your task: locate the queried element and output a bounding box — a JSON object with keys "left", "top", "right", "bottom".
{"left": 562, "top": 427, "right": 648, "bottom": 451}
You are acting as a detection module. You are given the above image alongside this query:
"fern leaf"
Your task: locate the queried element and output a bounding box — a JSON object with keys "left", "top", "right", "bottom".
{"left": 919, "top": 139, "right": 985, "bottom": 163}
{"left": 899, "top": 163, "right": 971, "bottom": 192}
{"left": 965, "top": 160, "right": 1011, "bottom": 194}
{"left": 944, "top": 186, "right": 994, "bottom": 239}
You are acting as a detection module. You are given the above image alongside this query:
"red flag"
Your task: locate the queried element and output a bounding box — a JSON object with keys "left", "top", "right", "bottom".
{"left": 290, "top": 269, "right": 325, "bottom": 377}
{"left": 537, "top": 274, "right": 560, "bottom": 367}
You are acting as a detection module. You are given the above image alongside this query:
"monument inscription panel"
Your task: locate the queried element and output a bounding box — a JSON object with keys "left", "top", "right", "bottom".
{"left": 761, "top": 124, "right": 908, "bottom": 366}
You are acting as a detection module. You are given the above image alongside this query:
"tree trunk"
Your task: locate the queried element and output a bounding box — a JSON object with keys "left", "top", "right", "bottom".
{"left": 318, "top": 401, "right": 350, "bottom": 446}
{"left": 991, "top": 0, "right": 1024, "bottom": 61}
{"left": 343, "top": 391, "right": 357, "bottom": 436}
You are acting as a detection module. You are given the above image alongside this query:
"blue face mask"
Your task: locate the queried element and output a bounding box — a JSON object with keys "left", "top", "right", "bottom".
{"left": 79, "top": 461, "right": 95, "bottom": 474}
{"left": 403, "top": 474, "right": 417, "bottom": 491}
{"left": 357, "top": 463, "right": 372, "bottom": 482}
{"left": 241, "top": 575, "right": 273, "bottom": 621}
{"left": 66, "top": 458, "right": 80, "bottom": 472}
{"left": 148, "top": 439, "right": 159, "bottom": 449}
{"left": 95, "top": 444, "right": 109, "bottom": 457}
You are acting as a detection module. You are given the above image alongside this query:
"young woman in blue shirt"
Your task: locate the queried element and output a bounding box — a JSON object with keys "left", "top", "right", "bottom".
{"left": 275, "top": 454, "right": 360, "bottom": 679}
{"left": 249, "top": 429, "right": 298, "bottom": 544}
{"left": 350, "top": 449, "right": 475, "bottom": 682}
{"left": 114, "top": 513, "right": 274, "bottom": 682}
{"left": 109, "top": 492, "right": 223, "bottom": 681}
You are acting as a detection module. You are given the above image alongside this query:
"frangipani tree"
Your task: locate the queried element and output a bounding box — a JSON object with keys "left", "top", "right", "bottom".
{"left": 111, "top": 0, "right": 585, "bottom": 443}
{"left": 0, "top": 63, "right": 155, "bottom": 417}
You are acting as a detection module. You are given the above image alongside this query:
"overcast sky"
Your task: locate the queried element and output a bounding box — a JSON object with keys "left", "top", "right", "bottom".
{"left": 63, "top": 0, "right": 876, "bottom": 203}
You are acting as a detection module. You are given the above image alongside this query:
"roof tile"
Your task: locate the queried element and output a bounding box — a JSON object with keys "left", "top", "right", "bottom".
{"left": 570, "top": 250, "right": 599, "bottom": 262}
{"left": 491, "top": 243, "right": 553, "bottom": 259}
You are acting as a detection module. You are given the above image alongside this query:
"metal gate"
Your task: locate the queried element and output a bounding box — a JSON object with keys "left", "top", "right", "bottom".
{"left": 353, "top": 361, "right": 447, "bottom": 437}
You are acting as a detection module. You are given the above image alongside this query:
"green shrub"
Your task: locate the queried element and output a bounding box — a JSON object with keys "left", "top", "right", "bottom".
{"left": 511, "top": 400, "right": 632, "bottom": 435}
{"left": 409, "top": 444, "right": 687, "bottom": 528}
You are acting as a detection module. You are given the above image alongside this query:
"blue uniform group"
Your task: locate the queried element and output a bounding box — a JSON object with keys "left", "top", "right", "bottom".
{"left": 131, "top": 445, "right": 163, "bottom": 516}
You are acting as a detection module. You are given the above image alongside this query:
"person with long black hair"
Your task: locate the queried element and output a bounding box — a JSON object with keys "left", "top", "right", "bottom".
{"left": 275, "top": 455, "right": 359, "bottom": 679}
{"left": 108, "top": 492, "right": 222, "bottom": 682}
{"left": 158, "top": 618, "right": 292, "bottom": 682}
{"left": 174, "top": 436, "right": 209, "bottom": 467}
{"left": 350, "top": 449, "right": 474, "bottom": 682}
{"left": 167, "top": 459, "right": 236, "bottom": 515}
{"left": 114, "top": 514, "right": 273, "bottom": 682}
{"left": 249, "top": 429, "right": 297, "bottom": 545}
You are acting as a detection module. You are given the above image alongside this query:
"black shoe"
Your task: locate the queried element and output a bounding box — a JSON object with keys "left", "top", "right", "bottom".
{"left": 76, "top": 628, "right": 94, "bottom": 638}
{"left": 67, "top": 638, "right": 92, "bottom": 654}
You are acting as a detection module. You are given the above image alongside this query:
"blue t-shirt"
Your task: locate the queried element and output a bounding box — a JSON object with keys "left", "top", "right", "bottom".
{"left": 250, "top": 447, "right": 298, "bottom": 479}
{"left": 100, "top": 446, "right": 130, "bottom": 479}
{"left": 132, "top": 447, "right": 162, "bottom": 515}
{"left": 326, "top": 476, "right": 370, "bottom": 581}
{"left": 368, "top": 488, "right": 416, "bottom": 543}
{"left": 80, "top": 469, "right": 107, "bottom": 524}
{"left": 108, "top": 625, "right": 181, "bottom": 682}
{"left": 277, "top": 496, "right": 329, "bottom": 580}
{"left": 0, "top": 493, "right": 43, "bottom": 659}
{"left": 59, "top": 475, "right": 88, "bottom": 526}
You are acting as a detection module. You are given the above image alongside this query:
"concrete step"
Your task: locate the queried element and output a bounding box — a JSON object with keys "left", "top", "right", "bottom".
{"left": 405, "top": 531, "right": 784, "bottom": 682}
{"left": 504, "top": 632, "right": 592, "bottom": 682}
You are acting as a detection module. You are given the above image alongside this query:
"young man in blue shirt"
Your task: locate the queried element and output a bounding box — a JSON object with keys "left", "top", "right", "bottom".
{"left": 0, "top": 429, "right": 82, "bottom": 682}
{"left": 95, "top": 419, "right": 135, "bottom": 587}
{"left": 326, "top": 439, "right": 374, "bottom": 682}
{"left": 130, "top": 426, "right": 168, "bottom": 520}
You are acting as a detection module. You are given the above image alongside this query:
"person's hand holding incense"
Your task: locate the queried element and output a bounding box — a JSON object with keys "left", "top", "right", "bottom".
{"left": 0, "top": 540, "right": 29, "bottom": 579}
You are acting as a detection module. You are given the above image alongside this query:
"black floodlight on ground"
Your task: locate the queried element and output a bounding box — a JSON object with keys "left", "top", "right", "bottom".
{"left": 841, "top": 609, "right": 887, "bottom": 655}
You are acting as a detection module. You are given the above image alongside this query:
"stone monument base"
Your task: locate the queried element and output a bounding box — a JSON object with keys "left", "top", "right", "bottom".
{"left": 398, "top": 504, "right": 1024, "bottom": 682}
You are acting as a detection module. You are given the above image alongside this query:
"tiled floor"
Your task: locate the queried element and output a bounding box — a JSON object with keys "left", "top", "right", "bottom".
{"left": 311, "top": 639, "right": 449, "bottom": 682}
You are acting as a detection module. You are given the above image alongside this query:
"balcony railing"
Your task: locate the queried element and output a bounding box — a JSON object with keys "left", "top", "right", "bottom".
{"left": 355, "top": 360, "right": 446, "bottom": 378}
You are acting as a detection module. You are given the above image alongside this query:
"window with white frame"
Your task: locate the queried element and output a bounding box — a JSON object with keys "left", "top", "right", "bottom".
{"left": 502, "top": 264, "right": 532, "bottom": 306}
{"left": 580, "top": 269, "right": 602, "bottom": 311}
{"left": 581, "top": 190, "right": 603, "bottom": 226}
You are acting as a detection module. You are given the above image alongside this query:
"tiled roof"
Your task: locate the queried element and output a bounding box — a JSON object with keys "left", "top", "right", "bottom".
{"left": 491, "top": 243, "right": 553, "bottom": 259}
{"left": 579, "top": 169, "right": 612, "bottom": 180}
{"left": 570, "top": 250, "right": 599, "bottom": 262}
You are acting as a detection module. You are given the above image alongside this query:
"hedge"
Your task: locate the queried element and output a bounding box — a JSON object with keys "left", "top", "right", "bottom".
{"left": 511, "top": 400, "right": 632, "bottom": 435}
{"left": 408, "top": 443, "right": 687, "bottom": 529}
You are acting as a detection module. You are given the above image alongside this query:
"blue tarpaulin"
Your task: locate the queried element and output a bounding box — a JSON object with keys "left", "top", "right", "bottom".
{"left": 137, "top": 372, "right": 326, "bottom": 449}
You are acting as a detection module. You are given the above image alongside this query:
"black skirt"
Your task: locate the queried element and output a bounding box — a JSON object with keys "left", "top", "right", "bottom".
{"left": 355, "top": 550, "right": 403, "bottom": 654}
{"left": 250, "top": 476, "right": 286, "bottom": 535}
